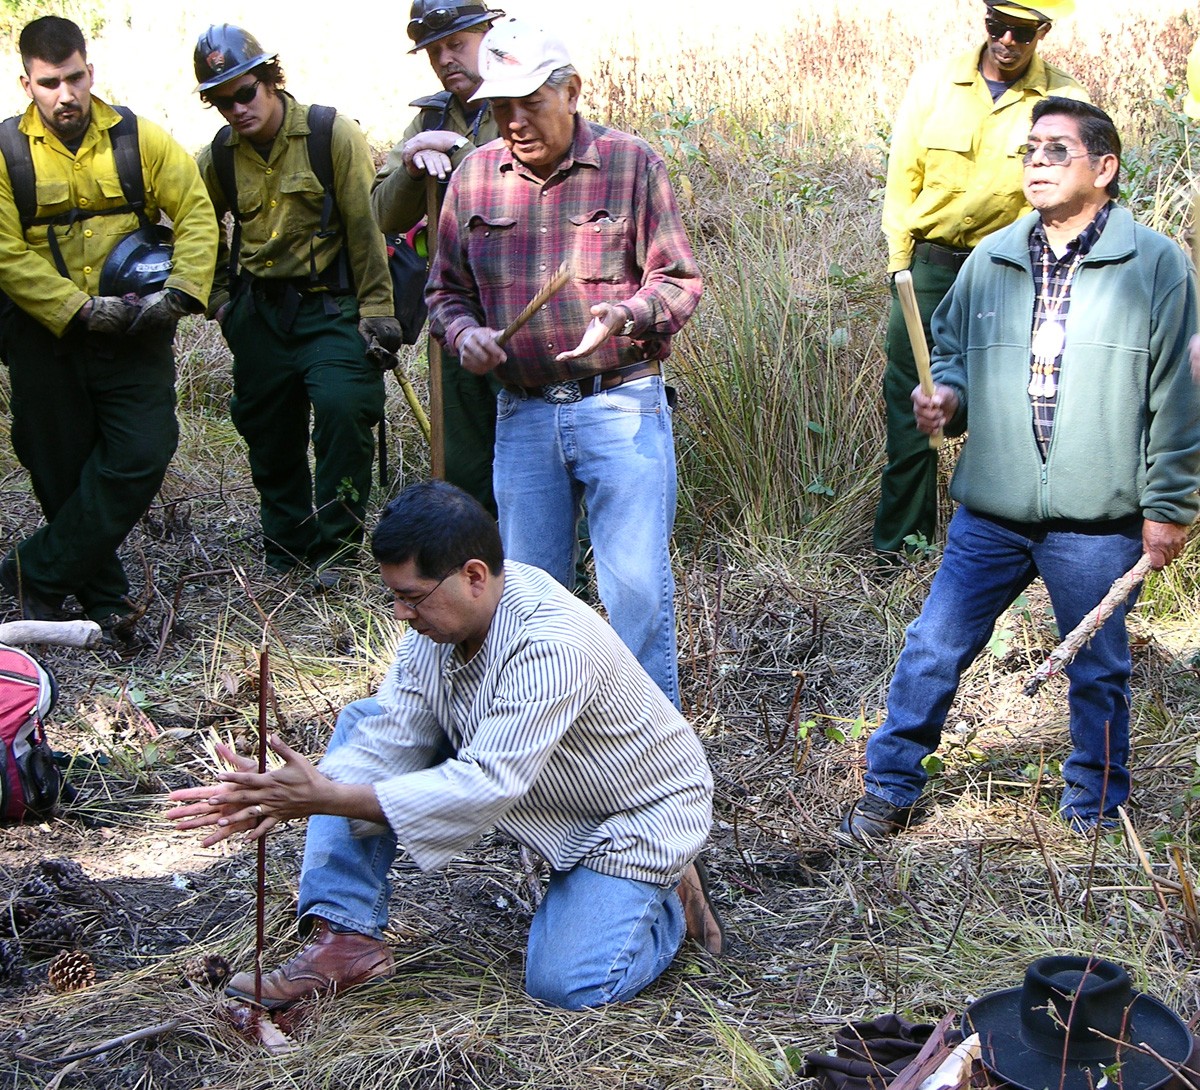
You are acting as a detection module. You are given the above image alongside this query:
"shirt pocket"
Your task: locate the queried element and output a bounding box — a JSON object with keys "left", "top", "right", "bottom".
{"left": 279, "top": 170, "right": 327, "bottom": 235}
{"left": 917, "top": 116, "right": 973, "bottom": 194}
{"left": 464, "top": 214, "right": 516, "bottom": 288}
{"left": 569, "top": 210, "right": 627, "bottom": 283}
{"left": 34, "top": 178, "right": 70, "bottom": 215}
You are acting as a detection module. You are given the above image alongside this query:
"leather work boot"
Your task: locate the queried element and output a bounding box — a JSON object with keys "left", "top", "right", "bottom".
{"left": 837, "top": 793, "right": 912, "bottom": 844}
{"left": 225, "top": 920, "right": 395, "bottom": 1010}
{"left": 0, "top": 555, "right": 67, "bottom": 621}
{"left": 676, "top": 859, "right": 725, "bottom": 956}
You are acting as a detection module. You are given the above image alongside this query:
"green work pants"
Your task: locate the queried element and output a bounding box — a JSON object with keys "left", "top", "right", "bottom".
{"left": 872, "top": 257, "right": 958, "bottom": 558}
{"left": 223, "top": 287, "right": 384, "bottom": 571}
{"left": 2, "top": 308, "right": 178, "bottom": 619}
{"left": 440, "top": 350, "right": 498, "bottom": 517}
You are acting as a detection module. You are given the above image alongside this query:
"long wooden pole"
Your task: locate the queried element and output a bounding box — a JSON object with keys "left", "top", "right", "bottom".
{"left": 254, "top": 642, "right": 269, "bottom": 1009}
{"left": 496, "top": 263, "right": 573, "bottom": 348}
{"left": 425, "top": 175, "right": 445, "bottom": 479}
{"left": 894, "top": 269, "right": 943, "bottom": 449}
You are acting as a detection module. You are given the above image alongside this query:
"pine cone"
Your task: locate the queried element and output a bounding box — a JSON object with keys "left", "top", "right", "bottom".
{"left": 20, "top": 908, "right": 80, "bottom": 957}
{"left": 47, "top": 950, "right": 95, "bottom": 993}
{"left": 38, "top": 859, "right": 103, "bottom": 907}
{"left": 18, "top": 875, "right": 57, "bottom": 905}
{"left": 0, "top": 938, "right": 22, "bottom": 983}
{"left": 182, "top": 952, "right": 231, "bottom": 989}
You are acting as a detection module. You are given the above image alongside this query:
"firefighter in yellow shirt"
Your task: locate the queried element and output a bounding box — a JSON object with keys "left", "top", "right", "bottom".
{"left": 193, "top": 25, "right": 401, "bottom": 588}
{"left": 0, "top": 16, "right": 216, "bottom": 645}
{"left": 874, "top": 0, "right": 1087, "bottom": 561}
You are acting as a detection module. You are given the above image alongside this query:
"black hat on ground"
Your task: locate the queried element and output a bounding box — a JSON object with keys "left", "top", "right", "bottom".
{"left": 963, "top": 957, "right": 1192, "bottom": 1090}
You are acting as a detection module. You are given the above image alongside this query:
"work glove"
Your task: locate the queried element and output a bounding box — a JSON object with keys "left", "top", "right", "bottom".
{"left": 359, "top": 315, "right": 404, "bottom": 369}
{"left": 128, "top": 288, "right": 194, "bottom": 337}
{"left": 83, "top": 295, "right": 138, "bottom": 335}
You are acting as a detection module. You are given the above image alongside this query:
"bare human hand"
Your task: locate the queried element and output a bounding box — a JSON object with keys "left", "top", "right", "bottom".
{"left": 457, "top": 326, "right": 506, "bottom": 375}
{"left": 555, "top": 303, "right": 628, "bottom": 363}
{"left": 403, "top": 131, "right": 463, "bottom": 180}
{"left": 1143, "top": 519, "right": 1191, "bottom": 571}
{"left": 911, "top": 382, "right": 960, "bottom": 435}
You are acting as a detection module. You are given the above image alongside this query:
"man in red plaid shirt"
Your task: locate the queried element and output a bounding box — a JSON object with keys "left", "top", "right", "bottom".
{"left": 426, "top": 17, "right": 702, "bottom": 708}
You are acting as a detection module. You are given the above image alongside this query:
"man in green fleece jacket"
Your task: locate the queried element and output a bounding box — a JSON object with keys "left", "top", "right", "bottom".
{"left": 841, "top": 98, "right": 1200, "bottom": 842}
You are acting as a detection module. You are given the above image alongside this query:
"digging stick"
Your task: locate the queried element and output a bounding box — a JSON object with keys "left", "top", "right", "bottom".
{"left": 426, "top": 174, "right": 445, "bottom": 478}
{"left": 1023, "top": 554, "right": 1153, "bottom": 696}
{"left": 496, "top": 262, "right": 572, "bottom": 348}
{"left": 255, "top": 643, "right": 269, "bottom": 1010}
{"left": 1192, "top": 189, "right": 1200, "bottom": 315}
{"left": 894, "top": 269, "right": 942, "bottom": 450}
{"left": 0, "top": 618, "right": 100, "bottom": 648}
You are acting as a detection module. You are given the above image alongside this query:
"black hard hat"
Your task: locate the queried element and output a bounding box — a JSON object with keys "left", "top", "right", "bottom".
{"left": 194, "top": 24, "right": 277, "bottom": 92}
{"left": 99, "top": 225, "right": 174, "bottom": 297}
{"left": 407, "top": 2, "right": 505, "bottom": 53}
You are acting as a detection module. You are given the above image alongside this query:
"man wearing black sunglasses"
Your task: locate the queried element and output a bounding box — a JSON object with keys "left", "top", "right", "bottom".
{"left": 874, "top": 0, "right": 1087, "bottom": 564}
{"left": 372, "top": 2, "right": 504, "bottom": 516}
{"left": 191, "top": 24, "right": 403, "bottom": 590}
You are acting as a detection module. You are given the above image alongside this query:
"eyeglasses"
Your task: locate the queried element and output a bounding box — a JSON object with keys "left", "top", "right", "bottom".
{"left": 985, "top": 18, "right": 1045, "bottom": 44}
{"left": 389, "top": 566, "right": 460, "bottom": 613}
{"left": 208, "top": 80, "right": 261, "bottom": 111}
{"left": 408, "top": 4, "right": 486, "bottom": 40}
{"left": 1019, "top": 141, "right": 1093, "bottom": 166}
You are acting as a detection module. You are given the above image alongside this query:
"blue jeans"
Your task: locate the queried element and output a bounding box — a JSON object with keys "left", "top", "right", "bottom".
{"left": 299, "top": 699, "right": 687, "bottom": 1008}
{"left": 493, "top": 376, "right": 680, "bottom": 707}
{"left": 864, "top": 506, "right": 1143, "bottom": 824}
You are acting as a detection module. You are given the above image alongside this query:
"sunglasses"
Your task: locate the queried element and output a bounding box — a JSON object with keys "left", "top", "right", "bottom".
{"left": 985, "top": 18, "right": 1044, "bottom": 44}
{"left": 1019, "top": 141, "right": 1093, "bottom": 166}
{"left": 208, "top": 79, "right": 261, "bottom": 111}
{"left": 408, "top": 4, "right": 486, "bottom": 40}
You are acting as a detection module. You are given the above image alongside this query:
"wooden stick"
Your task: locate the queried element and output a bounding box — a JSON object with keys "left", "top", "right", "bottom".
{"left": 425, "top": 175, "right": 445, "bottom": 478}
{"left": 0, "top": 619, "right": 101, "bottom": 648}
{"left": 496, "top": 262, "right": 572, "bottom": 348}
{"left": 894, "top": 269, "right": 943, "bottom": 450}
{"left": 255, "top": 643, "right": 269, "bottom": 1011}
{"left": 1024, "top": 555, "right": 1153, "bottom": 696}
{"left": 1192, "top": 189, "right": 1200, "bottom": 316}
{"left": 390, "top": 364, "right": 432, "bottom": 444}
{"left": 40, "top": 1018, "right": 183, "bottom": 1065}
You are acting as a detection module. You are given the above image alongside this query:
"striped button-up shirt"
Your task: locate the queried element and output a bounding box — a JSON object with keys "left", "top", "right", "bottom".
{"left": 319, "top": 561, "right": 713, "bottom": 886}
{"left": 426, "top": 117, "right": 702, "bottom": 387}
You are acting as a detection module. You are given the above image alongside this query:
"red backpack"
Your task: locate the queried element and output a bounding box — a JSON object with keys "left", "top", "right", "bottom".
{"left": 0, "top": 645, "right": 63, "bottom": 822}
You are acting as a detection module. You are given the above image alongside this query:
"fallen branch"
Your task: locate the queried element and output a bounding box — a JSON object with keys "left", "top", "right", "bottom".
{"left": 40, "top": 1018, "right": 183, "bottom": 1065}
{"left": 1024, "top": 555, "right": 1152, "bottom": 696}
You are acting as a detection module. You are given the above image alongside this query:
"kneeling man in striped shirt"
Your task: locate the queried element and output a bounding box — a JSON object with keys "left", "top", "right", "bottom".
{"left": 168, "top": 480, "right": 719, "bottom": 1010}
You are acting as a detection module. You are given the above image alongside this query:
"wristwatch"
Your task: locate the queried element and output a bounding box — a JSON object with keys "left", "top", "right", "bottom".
{"left": 449, "top": 135, "right": 468, "bottom": 154}
{"left": 618, "top": 306, "right": 635, "bottom": 337}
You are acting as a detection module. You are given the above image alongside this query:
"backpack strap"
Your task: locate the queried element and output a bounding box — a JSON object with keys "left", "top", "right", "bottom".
{"left": 108, "top": 105, "right": 149, "bottom": 227}
{"left": 303, "top": 104, "right": 348, "bottom": 293}
{"left": 209, "top": 124, "right": 241, "bottom": 288}
{"left": 0, "top": 116, "right": 36, "bottom": 229}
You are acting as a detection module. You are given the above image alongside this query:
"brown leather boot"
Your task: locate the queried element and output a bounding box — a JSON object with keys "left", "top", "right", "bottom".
{"left": 225, "top": 920, "right": 395, "bottom": 1010}
{"left": 676, "top": 859, "right": 725, "bottom": 956}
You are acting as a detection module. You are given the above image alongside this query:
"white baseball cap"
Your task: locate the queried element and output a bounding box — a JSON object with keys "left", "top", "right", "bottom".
{"left": 469, "top": 17, "right": 572, "bottom": 101}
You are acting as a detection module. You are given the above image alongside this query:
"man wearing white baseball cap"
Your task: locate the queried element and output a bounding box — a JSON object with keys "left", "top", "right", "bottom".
{"left": 426, "top": 17, "right": 703, "bottom": 711}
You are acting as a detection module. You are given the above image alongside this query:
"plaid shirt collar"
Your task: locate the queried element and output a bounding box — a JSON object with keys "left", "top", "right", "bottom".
{"left": 497, "top": 115, "right": 600, "bottom": 182}
{"left": 1029, "top": 200, "right": 1113, "bottom": 266}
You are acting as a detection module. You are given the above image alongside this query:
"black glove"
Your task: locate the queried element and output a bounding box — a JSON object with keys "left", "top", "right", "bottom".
{"left": 128, "top": 288, "right": 193, "bottom": 336}
{"left": 83, "top": 295, "right": 138, "bottom": 334}
{"left": 359, "top": 315, "right": 403, "bottom": 354}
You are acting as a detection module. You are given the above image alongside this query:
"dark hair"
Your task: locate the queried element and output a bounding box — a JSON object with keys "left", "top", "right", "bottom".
{"left": 19, "top": 16, "right": 86, "bottom": 71}
{"left": 1031, "top": 96, "right": 1121, "bottom": 199}
{"left": 372, "top": 481, "right": 503, "bottom": 577}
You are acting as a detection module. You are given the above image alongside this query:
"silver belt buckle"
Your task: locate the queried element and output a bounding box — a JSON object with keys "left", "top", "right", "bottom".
{"left": 542, "top": 381, "right": 582, "bottom": 404}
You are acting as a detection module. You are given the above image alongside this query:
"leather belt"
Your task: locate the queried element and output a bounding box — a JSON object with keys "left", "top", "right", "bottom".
{"left": 913, "top": 240, "right": 972, "bottom": 272}
{"left": 502, "top": 360, "right": 661, "bottom": 404}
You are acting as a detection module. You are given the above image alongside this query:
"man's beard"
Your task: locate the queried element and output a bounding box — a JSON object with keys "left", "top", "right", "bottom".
{"left": 47, "top": 105, "right": 89, "bottom": 141}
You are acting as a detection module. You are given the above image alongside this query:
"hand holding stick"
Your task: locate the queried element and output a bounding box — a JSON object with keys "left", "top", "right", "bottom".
{"left": 496, "top": 263, "right": 572, "bottom": 348}
{"left": 895, "top": 270, "right": 942, "bottom": 450}
{"left": 1023, "top": 554, "right": 1153, "bottom": 696}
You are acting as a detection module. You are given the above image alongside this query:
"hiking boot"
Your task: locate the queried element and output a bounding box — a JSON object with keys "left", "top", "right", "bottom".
{"left": 0, "top": 556, "right": 67, "bottom": 621}
{"left": 225, "top": 920, "right": 394, "bottom": 1010}
{"left": 837, "top": 793, "right": 912, "bottom": 843}
{"left": 309, "top": 566, "right": 344, "bottom": 593}
{"left": 676, "top": 859, "right": 725, "bottom": 956}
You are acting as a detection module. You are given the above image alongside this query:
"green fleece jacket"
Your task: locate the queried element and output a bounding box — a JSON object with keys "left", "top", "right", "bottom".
{"left": 930, "top": 206, "right": 1200, "bottom": 528}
